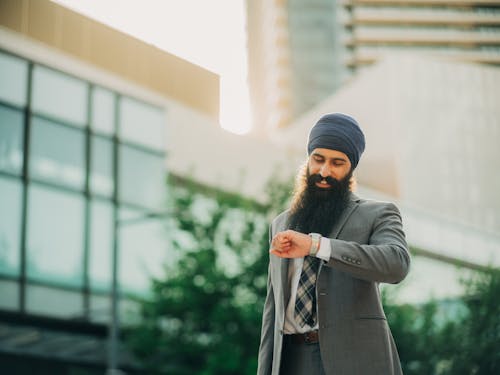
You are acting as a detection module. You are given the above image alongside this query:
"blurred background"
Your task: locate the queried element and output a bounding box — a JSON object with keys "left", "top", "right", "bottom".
{"left": 0, "top": 0, "right": 499, "bottom": 374}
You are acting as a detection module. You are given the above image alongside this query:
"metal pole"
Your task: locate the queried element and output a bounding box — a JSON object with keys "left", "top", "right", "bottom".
{"left": 107, "top": 216, "right": 120, "bottom": 374}
{"left": 107, "top": 93, "right": 121, "bottom": 375}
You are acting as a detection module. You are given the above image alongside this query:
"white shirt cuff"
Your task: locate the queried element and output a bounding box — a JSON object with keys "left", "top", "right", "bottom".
{"left": 315, "top": 237, "right": 331, "bottom": 261}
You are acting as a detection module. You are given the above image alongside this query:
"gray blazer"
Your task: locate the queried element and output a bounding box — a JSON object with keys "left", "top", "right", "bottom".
{"left": 257, "top": 193, "right": 410, "bottom": 375}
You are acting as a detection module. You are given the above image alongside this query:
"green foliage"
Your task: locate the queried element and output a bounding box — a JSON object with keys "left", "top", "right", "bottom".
{"left": 383, "top": 292, "right": 459, "bottom": 375}
{"left": 444, "top": 269, "right": 500, "bottom": 375}
{"left": 125, "top": 176, "right": 291, "bottom": 375}
{"left": 384, "top": 268, "right": 500, "bottom": 375}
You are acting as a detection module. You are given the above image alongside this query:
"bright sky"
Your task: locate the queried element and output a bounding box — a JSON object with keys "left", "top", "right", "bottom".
{"left": 52, "top": 0, "right": 252, "bottom": 134}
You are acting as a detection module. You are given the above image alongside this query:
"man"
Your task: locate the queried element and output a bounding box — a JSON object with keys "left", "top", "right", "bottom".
{"left": 257, "top": 113, "right": 410, "bottom": 375}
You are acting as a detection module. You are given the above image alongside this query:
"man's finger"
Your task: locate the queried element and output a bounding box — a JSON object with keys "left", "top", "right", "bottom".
{"left": 270, "top": 249, "right": 289, "bottom": 258}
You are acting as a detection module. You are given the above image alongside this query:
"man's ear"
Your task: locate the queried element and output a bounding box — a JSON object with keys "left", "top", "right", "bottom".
{"left": 349, "top": 174, "right": 357, "bottom": 192}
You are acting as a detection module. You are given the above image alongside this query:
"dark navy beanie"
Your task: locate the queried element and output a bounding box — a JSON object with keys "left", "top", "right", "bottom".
{"left": 307, "top": 113, "right": 365, "bottom": 169}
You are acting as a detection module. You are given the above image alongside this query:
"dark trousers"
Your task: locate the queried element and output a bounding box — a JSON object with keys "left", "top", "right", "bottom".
{"left": 280, "top": 337, "right": 326, "bottom": 375}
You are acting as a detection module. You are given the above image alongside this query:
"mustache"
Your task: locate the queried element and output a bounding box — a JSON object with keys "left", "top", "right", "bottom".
{"left": 307, "top": 173, "right": 337, "bottom": 187}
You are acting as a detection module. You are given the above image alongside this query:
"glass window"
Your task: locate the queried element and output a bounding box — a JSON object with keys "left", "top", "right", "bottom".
{"left": 90, "top": 136, "right": 114, "bottom": 197}
{"left": 26, "top": 184, "right": 85, "bottom": 286}
{"left": 91, "top": 86, "right": 115, "bottom": 135}
{"left": 29, "top": 116, "right": 85, "bottom": 190}
{"left": 119, "top": 145, "right": 166, "bottom": 210}
{"left": 119, "top": 97, "right": 165, "bottom": 150}
{"left": 89, "top": 294, "right": 111, "bottom": 324}
{"left": 0, "top": 280, "right": 20, "bottom": 311}
{"left": 89, "top": 199, "right": 113, "bottom": 292}
{"left": 118, "top": 208, "right": 168, "bottom": 294}
{"left": 0, "top": 51, "right": 28, "bottom": 107}
{"left": 0, "top": 177, "right": 22, "bottom": 276}
{"left": 26, "top": 285, "right": 83, "bottom": 318}
{"left": 0, "top": 105, "right": 24, "bottom": 175}
{"left": 32, "top": 65, "right": 88, "bottom": 126}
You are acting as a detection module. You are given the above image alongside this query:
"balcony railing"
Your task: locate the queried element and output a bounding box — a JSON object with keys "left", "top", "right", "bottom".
{"left": 346, "top": 12, "right": 500, "bottom": 27}
{"left": 345, "top": 30, "right": 500, "bottom": 46}
{"left": 342, "top": 0, "right": 500, "bottom": 7}
{"left": 345, "top": 49, "right": 500, "bottom": 67}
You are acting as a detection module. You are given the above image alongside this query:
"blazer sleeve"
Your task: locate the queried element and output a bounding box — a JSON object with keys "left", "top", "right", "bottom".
{"left": 257, "top": 261, "right": 275, "bottom": 375}
{"left": 257, "top": 225, "right": 275, "bottom": 375}
{"left": 325, "top": 201, "right": 411, "bottom": 284}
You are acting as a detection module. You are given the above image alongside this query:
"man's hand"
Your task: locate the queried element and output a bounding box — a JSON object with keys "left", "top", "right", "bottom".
{"left": 270, "top": 230, "right": 311, "bottom": 258}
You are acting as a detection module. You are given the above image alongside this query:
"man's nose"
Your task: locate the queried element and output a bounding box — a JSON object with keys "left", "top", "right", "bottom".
{"left": 319, "top": 164, "right": 330, "bottom": 177}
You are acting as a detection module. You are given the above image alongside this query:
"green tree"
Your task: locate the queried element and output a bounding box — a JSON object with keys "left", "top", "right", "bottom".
{"left": 444, "top": 269, "right": 500, "bottom": 375}
{"left": 383, "top": 289, "right": 461, "bottom": 375}
{"left": 125, "top": 177, "right": 291, "bottom": 375}
{"left": 384, "top": 268, "right": 500, "bottom": 375}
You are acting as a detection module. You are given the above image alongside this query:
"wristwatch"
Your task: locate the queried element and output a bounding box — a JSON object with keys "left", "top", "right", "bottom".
{"left": 308, "top": 233, "right": 322, "bottom": 256}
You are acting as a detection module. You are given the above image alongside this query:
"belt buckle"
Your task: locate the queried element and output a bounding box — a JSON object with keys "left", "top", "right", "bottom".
{"left": 304, "top": 332, "right": 313, "bottom": 343}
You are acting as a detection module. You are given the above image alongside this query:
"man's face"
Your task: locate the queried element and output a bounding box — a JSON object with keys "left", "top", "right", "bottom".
{"left": 307, "top": 148, "right": 352, "bottom": 189}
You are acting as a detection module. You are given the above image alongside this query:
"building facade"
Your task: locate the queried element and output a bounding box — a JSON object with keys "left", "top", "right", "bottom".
{"left": 246, "top": 0, "right": 348, "bottom": 138}
{"left": 246, "top": 0, "right": 293, "bottom": 136}
{"left": 0, "top": 0, "right": 220, "bottom": 372}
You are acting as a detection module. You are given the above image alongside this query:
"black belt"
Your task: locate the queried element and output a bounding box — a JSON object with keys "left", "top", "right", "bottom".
{"left": 284, "top": 330, "right": 319, "bottom": 344}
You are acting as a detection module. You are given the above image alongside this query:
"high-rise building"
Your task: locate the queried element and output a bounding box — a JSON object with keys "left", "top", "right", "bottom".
{"left": 247, "top": 0, "right": 348, "bottom": 138}
{"left": 246, "top": 0, "right": 292, "bottom": 136}
{"left": 246, "top": 0, "right": 500, "bottom": 137}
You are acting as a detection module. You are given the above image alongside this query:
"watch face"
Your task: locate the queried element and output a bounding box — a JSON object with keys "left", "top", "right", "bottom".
{"left": 309, "top": 233, "right": 321, "bottom": 255}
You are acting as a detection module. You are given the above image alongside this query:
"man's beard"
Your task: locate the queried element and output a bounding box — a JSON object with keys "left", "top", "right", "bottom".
{"left": 287, "top": 169, "right": 352, "bottom": 237}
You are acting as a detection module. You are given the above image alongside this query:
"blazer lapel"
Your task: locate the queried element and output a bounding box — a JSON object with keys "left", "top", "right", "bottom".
{"left": 329, "top": 192, "right": 360, "bottom": 239}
